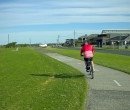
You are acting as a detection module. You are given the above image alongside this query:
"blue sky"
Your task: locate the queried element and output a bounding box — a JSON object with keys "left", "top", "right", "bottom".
{"left": 0, "top": 0, "right": 130, "bottom": 44}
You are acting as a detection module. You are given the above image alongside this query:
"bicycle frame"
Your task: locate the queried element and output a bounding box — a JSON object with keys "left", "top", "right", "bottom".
{"left": 85, "top": 58, "right": 94, "bottom": 79}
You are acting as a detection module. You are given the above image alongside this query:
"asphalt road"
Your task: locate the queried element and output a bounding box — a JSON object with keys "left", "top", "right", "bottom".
{"left": 59, "top": 47, "right": 130, "bottom": 56}
{"left": 36, "top": 48, "right": 130, "bottom": 110}
{"left": 95, "top": 49, "right": 130, "bottom": 56}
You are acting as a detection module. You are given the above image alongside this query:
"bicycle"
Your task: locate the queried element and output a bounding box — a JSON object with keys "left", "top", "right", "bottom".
{"left": 81, "top": 55, "right": 94, "bottom": 79}
{"left": 85, "top": 58, "right": 94, "bottom": 79}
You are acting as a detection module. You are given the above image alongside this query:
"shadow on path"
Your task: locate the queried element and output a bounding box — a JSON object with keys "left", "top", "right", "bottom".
{"left": 31, "top": 73, "right": 85, "bottom": 79}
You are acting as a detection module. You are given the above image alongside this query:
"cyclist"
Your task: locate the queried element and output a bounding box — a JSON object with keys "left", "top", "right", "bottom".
{"left": 80, "top": 39, "right": 95, "bottom": 72}
{"left": 81, "top": 37, "right": 87, "bottom": 46}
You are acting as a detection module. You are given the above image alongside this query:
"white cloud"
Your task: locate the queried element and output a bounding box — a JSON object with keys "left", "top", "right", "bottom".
{"left": 0, "top": 0, "right": 130, "bottom": 27}
{"left": 0, "top": 0, "right": 130, "bottom": 44}
{"left": 1, "top": 13, "right": 130, "bottom": 27}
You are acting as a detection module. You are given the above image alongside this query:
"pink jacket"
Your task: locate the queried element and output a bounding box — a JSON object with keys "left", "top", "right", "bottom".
{"left": 81, "top": 44, "right": 94, "bottom": 58}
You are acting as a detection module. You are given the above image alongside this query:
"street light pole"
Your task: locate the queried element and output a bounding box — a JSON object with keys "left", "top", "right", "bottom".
{"left": 58, "top": 35, "right": 60, "bottom": 44}
{"left": 29, "top": 38, "right": 31, "bottom": 46}
{"left": 74, "top": 30, "right": 75, "bottom": 47}
{"left": 8, "top": 34, "right": 9, "bottom": 44}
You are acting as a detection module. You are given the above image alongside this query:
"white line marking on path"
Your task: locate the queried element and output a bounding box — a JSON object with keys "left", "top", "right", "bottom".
{"left": 113, "top": 80, "right": 122, "bottom": 87}
{"left": 94, "top": 69, "right": 99, "bottom": 71}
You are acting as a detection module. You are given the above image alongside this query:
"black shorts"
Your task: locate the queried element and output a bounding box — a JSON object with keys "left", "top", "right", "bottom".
{"left": 84, "top": 58, "right": 93, "bottom": 62}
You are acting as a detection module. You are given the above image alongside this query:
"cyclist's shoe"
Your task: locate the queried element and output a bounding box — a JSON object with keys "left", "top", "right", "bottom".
{"left": 86, "top": 69, "right": 90, "bottom": 72}
{"left": 86, "top": 70, "right": 89, "bottom": 72}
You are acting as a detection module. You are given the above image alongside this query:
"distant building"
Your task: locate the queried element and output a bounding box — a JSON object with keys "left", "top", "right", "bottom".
{"left": 102, "top": 30, "right": 130, "bottom": 34}
{"left": 64, "top": 39, "right": 75, "bottom": 46}
{"left": 96, "top": 30, "right": 130, "bottom": 48}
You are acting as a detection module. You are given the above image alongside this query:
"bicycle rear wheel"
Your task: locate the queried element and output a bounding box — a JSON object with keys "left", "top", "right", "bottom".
{"left": 90, "top": 63, "right": 94, "bottom": 79}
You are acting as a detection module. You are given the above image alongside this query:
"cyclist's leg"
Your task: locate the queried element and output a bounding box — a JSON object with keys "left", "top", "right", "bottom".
{"left": 84, "top": 58, "right": 90, "bottom": 72}
{"left": 84, "top": 58, "right": 87, "bottom": 68}
{"left": 92, "top": 61, "right": 94, "bottom": 69}
{"left": 89, "top": 57, "right": 95, "bottom": 71}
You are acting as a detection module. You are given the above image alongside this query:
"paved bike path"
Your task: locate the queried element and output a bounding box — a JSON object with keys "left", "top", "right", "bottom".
{"left": 36, "top": 48, "right": 130, "bottom": 110}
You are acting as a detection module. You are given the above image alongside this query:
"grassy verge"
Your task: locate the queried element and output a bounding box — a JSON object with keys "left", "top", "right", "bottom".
{"left": 45, "top": 47, "right": 130, "bottom": 74}
{"left": 0, "top": 47, "right": 87, "bottom": 110}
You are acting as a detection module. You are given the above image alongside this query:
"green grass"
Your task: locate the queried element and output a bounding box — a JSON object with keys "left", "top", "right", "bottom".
{"left": 45, "top": 47, "right": 130, "bottom": 74}
{"left": 0, "top": 47, "right": 87, "bottom": 110}
{"left": 94, "top": 52, "right": 130, "bottom": 74}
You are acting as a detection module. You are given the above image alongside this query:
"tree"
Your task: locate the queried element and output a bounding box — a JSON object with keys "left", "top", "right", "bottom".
{"left": 5, "top": 42, "right": 17, "bottom": 48}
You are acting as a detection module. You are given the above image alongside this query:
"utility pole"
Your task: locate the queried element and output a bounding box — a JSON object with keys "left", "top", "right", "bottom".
{"left": 57, "top": 35, "right": 60, "bottom": 46}
{"left": 29, "top": 38, "right": 31, "bottom": 46}
{"left": 8, "top": 34, "right": 9, "bottom": 44}
{"left": 58, "top": 35, "right": 60, "bottom": 44}
{"left": 73, "top": 30, "right": 76, "bottom": 47}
